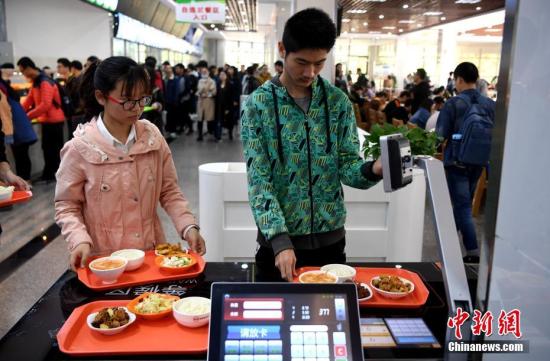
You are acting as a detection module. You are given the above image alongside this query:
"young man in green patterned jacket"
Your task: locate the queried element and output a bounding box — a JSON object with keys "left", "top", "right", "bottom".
{"left": 241, "top": 8, "right": 383, "bottom": 282}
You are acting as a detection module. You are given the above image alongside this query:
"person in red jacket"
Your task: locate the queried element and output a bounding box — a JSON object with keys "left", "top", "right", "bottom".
{"left": 18, "top": 57, "right": 65, "bottom": 181}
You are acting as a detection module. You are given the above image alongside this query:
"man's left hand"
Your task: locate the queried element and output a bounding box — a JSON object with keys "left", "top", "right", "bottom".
{"left": 373, "top": 158, "right": 383, "bottom": 177}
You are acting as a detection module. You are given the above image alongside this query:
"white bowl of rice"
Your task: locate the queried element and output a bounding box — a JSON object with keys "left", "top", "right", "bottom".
{"left": 172, "top": 297, "right": 211, "bottom": 328}
{"left": 320, "top": 264, "right": 357, "bottom": 283}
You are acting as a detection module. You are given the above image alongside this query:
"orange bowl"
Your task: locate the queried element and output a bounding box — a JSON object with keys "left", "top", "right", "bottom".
{"left": 126, "top": 292, "right": 180, "bottom": 320}
{"left": 154, "top": 253, "right": 197, "bottom": 274}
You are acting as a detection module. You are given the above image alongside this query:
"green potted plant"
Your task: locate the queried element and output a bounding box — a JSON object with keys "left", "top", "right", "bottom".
{"left": 362, "top": 123, "right": 443, "bottom": 160}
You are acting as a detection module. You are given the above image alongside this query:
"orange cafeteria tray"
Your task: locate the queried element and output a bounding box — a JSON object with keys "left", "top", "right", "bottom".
{"left": 295, "top": 266, "right": 430, "bottom": 309}
{"left": 0, "top": 191, "right": 32, "bottom": 208}
{"left": 57, "top": 300, "right": 208, "bottom": 356}
{"left": 77, "top": 250, "right": 206, "bottom": 291}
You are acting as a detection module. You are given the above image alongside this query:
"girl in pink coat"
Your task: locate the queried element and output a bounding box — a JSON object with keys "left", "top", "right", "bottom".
{"left": 55, "top": 57, "right": 206, "bottom": 271}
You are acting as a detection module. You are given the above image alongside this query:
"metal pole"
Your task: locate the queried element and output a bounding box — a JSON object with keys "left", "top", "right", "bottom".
{"left": 416, "top": 156, "right": 473, "bottom": 361}
{"left": 0, "top": 0, "right": 7, "bottom": 42}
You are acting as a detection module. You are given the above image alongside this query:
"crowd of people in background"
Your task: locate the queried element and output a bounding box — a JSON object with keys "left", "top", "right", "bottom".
{"left": 337, "top": 64, "right": 494, "bottom": 134}
{"left": 0, "top": 55, "right": 287, "bottom": 185}
{"left": 0, "top": 52, "right": 494, "bottom": 198}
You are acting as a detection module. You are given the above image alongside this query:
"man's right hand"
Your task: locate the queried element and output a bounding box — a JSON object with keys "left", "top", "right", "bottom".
{"left": 69, "top": 243, "right": 91, "bottom": 272}
{"left": 274, "top": 249, "right": 297, "bottom": 282}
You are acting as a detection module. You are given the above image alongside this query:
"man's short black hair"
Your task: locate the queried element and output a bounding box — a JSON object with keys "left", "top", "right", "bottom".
{"left": 87, "top": 55, "right": 99, "bottom": 63}
{"left": 416, "top": 68, "right": 427, "bottom": 80}
{"left": 376, "top": 91, "right": 388, "bottom": 99}
{"left": 0, "top": 63, "right": 14, "bottom": 69}
{"left": 434, "top": 96, "right": 445, "bottom": 105}
{"left": 144, "top": 56, "right": 157, "bottom": 68}
{"left": 57, "top": 58, "right": 71, "bottom": 68}
{"left": 197, "top": 60, "right": 208, "bottom": 69}
{"left": 454, "top": 62, "right": 479, "bottom": 83}
{"left": 399, "top": 90, "right": 411, "bottom": 98}
{"left": 175, "top": 63, "right": 185, "bottom": 70}
{"left": 420, "top": 98, "right": 434, "bottom": 111}
{"left": 274, "top": 60, "right": 283, "bottom": 67}
{"left": 282, "top": 8, "right": 336, "bottom": 54}
{"left": 17, "top": 57, "right": 36, "bottom": 70}
{"left": 162, "top": 61, "right": 171, "bottom": 66}
{"left": 70, "top": 60, "right": 83, "bottom": 71}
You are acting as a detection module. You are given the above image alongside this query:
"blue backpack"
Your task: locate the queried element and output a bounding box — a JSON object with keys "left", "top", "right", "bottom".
{"left": 453, "top": 94, "right": 494, "bottom": 166}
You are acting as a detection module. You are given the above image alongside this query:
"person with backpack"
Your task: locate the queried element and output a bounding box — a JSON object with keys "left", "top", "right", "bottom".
{"left": 18, "top": 57, "right": 65, "bottom": 182}
{"left": 241, "top": 8, "right": 383, "bottom": 282}
{"left": 436, "top": 62, "right": 495, "bottom": 264}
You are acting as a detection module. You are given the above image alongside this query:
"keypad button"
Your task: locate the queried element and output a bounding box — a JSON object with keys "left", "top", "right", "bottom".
{"left": 239, "top": 340, "right": 254, "bottom": 354}
{"left": 317, "top": 344, "right": 329, "bottom": 358}
{"left": 303, "top": 345, "right": 316, "bottom": 358}
{"left": 225, "top": 340, "right": 239, "bottom": 354}
{"left": 291, "top": 332, "right": 303, "bottom": 345}
{"left": 316, "top": 332, "right": 328, "bottom": 345}
{"left": 291, "top": 345, "right": 303, "bottom": 358}
{"left": 254, "top": 340, "right": 268, "bottom": 354}
{"left": 303, "top": 332, "right": 316, "bottom": 345}
{"left": 268, "top": 340, "right": 282, "bottom": 354}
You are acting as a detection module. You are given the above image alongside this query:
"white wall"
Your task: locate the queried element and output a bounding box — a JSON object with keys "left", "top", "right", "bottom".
{"left": 484, "top": 0, "right": 550, "bottom": 360}
{"left": 5, "top": 0, "right": 112, "bottom": 68}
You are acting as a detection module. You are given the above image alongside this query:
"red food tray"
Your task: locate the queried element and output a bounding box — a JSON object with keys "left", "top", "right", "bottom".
{"left": 0, "top": 190, "right": 32, "bottom": 208}
{"left": 57, "top": 300, "right": 208, "bottom": 356}
{"left": 77, "top": 250, "right": 206, "bottom": 291}
{"left": 295, "top": 267, "right": 430, "bottom": 308}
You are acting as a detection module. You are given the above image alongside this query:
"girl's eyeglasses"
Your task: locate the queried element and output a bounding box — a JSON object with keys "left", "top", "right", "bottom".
{"left": 107, "top": 95, "right": 152, "bottom": 111}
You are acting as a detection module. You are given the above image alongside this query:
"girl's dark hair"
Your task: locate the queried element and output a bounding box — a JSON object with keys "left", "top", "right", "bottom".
{"left": 79, "top": 56, "right": 151, "bottom": 117}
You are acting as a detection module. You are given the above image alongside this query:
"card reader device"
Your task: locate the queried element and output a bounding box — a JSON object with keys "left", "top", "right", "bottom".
{"left": 380, "top": 134, "right": 414, "bottom": 192}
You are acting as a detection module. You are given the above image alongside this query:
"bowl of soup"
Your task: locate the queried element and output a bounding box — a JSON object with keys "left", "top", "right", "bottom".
{"left": 111, "top": 249, "right": 145, "bottom": 271}
{"left": 298, "top": 270, "right": 338, "bottom": 284}
{"left": 88, "top": 256, "right": 128, "bottom": 284}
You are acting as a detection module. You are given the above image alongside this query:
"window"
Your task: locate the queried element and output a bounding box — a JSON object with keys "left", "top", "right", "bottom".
{"left": 113, "top": 38, "right": 125, "bottom": 57}
{"left": 126, "top": 42, "right": 139, "bottom": 62}
{"left": 224, "top": 41, "right": 266, "bottom": 68}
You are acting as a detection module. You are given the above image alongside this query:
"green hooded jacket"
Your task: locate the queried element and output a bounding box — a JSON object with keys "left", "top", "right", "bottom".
{"left": 241, "top": 76, "right": 381, "bottom": 255}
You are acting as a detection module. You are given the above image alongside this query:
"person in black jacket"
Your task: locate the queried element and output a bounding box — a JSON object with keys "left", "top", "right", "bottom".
{"left": 384, "top": 90, "right": 410, "bottom": 124}
{"left": 411, "top": 68, "right": 431, "bottom": 115}
{"left": 215, "top": 70, "right": 238, "bottom": 140}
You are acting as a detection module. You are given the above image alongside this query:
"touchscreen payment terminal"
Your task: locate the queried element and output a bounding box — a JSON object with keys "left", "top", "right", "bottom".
{"left": 208, "top": 283, "right": 364, "bottom": 361}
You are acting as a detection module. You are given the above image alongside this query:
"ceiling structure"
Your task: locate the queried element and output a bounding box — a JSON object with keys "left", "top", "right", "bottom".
{"left": 114, "top": 0, "right": 258, "bottom": 35}
{"left": 223, "top": 0, "right": 258, "bottom": 32}
{"left": 337, "top": 0, "right": 505, "bottom": 35}
{"left": 116, "top": 0, "right": 190, "bottom": 37}
{"left": 114, "top": 0, "right": 504, "bottom": 37}
{"left": 464, "top": 22, "right": 503, "bottom": 36}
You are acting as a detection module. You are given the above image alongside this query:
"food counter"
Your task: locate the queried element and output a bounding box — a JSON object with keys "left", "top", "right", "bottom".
{"left": 0, "top": 261, "right": 479, "bottom": 361}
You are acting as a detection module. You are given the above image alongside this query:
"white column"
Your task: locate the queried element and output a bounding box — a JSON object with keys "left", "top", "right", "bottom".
{"left": 394, "top": 35, "right": 409, "bottom": 91}
{"left": 437, "top": 26, "right": 457, "bottom": 86}
{"left": 292, "top": 0, "right": 337, "bottom": 82}
{"left": 482, "top": 1, "right": 550, "bottom": 359}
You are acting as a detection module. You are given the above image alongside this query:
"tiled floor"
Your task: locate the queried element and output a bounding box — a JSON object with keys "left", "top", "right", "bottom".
{"left": 0, "top": 131, "right": 484, "bottom": 339}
